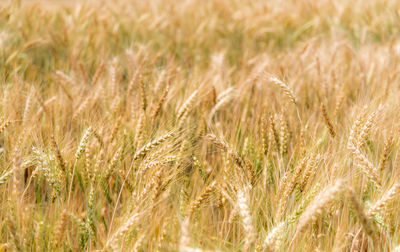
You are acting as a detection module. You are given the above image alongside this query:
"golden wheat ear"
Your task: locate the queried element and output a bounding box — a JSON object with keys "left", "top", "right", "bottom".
{"left": 320, "top": 103, "right": 336, "bottom": 137}
{"left": 296, "top": 179, "right": 345, "bottom": 234}
{"left": 265, "top": 74, "right": 298, "bottom": 105}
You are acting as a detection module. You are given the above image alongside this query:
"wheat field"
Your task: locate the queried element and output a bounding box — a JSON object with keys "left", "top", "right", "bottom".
{"left": 1, "top": 0, "right": 400, "bottom": 251}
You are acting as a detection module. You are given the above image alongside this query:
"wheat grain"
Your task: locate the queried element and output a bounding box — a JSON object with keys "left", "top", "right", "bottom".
{"left": 379, "top": 135, "right": 393, "bottom": 172}
{"left": 75, "top": 127, "right": 93, "bottom": 160}
{"left": 177, "top": 89, "right": 199, "bottom": 120}
{"left": 320, "top": 103, "right": 336, "bottom": 137}
{"left": 188, "top": 181, "right": 216, "bottom": 216}
{"left": 368, "top": 183, "right": 400, "bottom": 217}
{"left": 297, "top": 179, "right": 345, "bottom": 233}
{"left": 267, "top": 75, "right": 297, "bottom": 105}
{"left": 263, "top": 222, "right": 285, "bottom": 252}
{"left": 134, "top": 132, "right": 174, "bottom": 160}
{"left": 237, "top": 188, "right": 256, "bottom": 250}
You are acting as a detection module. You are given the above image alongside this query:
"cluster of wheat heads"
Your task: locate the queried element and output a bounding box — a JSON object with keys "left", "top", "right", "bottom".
{"left": 2, "top": 0, "right": 400, "bottom": 251}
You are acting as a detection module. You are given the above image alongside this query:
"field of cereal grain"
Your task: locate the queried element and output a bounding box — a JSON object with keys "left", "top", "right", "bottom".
{"left": 1, "top": 0, "right": 400, "bottom": 251}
